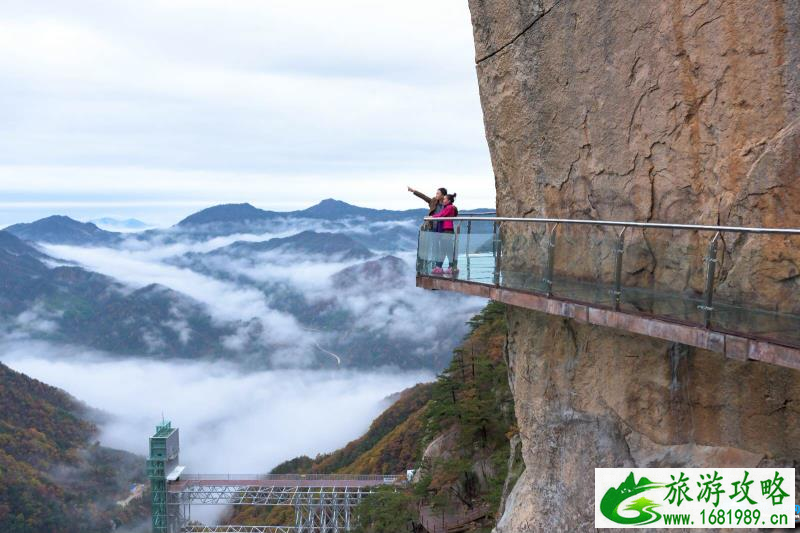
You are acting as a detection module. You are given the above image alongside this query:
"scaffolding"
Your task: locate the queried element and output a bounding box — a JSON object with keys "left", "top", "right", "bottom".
{"left": 148, "top": 424, "right": 402, "bottom": 533}
{"left": 170, "top": 482, "right": 376, "bottom": 532}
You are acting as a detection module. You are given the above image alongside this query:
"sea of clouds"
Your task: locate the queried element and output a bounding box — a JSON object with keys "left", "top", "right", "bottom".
{"left": 2, "top": 216, "right": 482, "bottom": 479}
{"left": 33, "top": 217, "right": 484, "bottom": 367}
{"left": 1, "top": 341, "right": 432, "bottom": 473}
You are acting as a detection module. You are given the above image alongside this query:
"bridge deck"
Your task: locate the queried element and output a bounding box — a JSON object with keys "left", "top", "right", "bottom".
{"left": 418, "top": 275, "right": 800, "bottom": 371}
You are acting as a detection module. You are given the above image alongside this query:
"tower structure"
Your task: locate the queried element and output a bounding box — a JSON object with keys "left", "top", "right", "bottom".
{"left": 147, "top": 421, "right": 181, "bottom": 533}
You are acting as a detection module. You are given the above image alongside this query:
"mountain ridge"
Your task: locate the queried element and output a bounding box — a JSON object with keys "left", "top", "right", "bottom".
{"left": 176, "top": 198, "right": 491, "bottom": 227}
{"left": 5, "top": 216, "right": 120, "bottom": 246}
{"left": 0, "top": 361, "right": 147, "bottom": 532}
{"left": 0, "top": 231, "right": 241, "bottom": 359}
{"left": 5, "top": 199, "right": 493, "bottom": 246}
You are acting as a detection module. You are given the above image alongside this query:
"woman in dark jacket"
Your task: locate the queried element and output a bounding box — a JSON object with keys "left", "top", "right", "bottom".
{"left": 407, "top": 185, "right": 446, "bottom": 228}
{"left": 408, "top": 186, "right": 448, "bottom": 272}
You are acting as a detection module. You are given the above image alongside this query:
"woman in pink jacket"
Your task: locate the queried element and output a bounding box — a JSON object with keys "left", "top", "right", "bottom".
{"left": 430, "top": 193, "right": 459, "bottom": 275}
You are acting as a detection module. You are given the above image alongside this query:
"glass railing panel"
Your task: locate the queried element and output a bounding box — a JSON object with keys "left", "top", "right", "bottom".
{"left": 496, "top": 220, "right": 549, "bottom": 293}
{"left": 452, "top": 220, "right": 497, "bottom": 284}
{"left": 711, "top": 233, "right": 799, "bottom": 311}
{"left": 417, "top": 230, "right": 449, "bottom": 276}
{"left": 712, "top": 302, "right": 800, "bottom": 347}
{"left": 617, "top": 286, "right": 705, "bottom": 323}
{"left": 418, "top": 226, "right": 497, "bottom": 281}
{"left": 709, "top": 233, "right": 800, "bottom": 346}
{"left": 549, "top": 223, "right": 619, "bottom": 307}
{"left": 418, "top": 219, "right": 800, "bottom": 349}
{"left": 611, "top": 227, "right": 708, "bottom": 326}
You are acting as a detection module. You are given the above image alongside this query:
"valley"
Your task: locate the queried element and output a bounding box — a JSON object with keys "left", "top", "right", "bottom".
{"left": 0, "top": 199, "right": 486, "bottom": 532}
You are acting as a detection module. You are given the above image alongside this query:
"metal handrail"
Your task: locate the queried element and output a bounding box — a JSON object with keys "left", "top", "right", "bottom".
{"left": 456, "top": 211, "right": 496, "bottom": 217}
{"left": 422, "top": 216, "right": 800, "bottom": 235}
{"left": 178, "top": 473, "right": 402, "bottom": 481}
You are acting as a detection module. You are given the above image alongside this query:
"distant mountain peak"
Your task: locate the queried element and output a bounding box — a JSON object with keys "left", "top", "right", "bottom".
{"left": 40, "top": 214, "right": 94, "bottom": 226}
{"left": 318, "top": 198, "right": 353, "bottom": 207}
{"left": 300, "top": 198, "right": 361, "bottom": 215}
{"left": 90, "top": 217, "right": 150, "bottom": 230}
{"left": 300, "top": 198, "right": 351, "bottom": 208}
{"left": 225, "top": 202, "right": 257, "bottom": 210}
{"left": 177, "top": 202, "right": 275, "bottom": 226}
{"left": 5, "top": 215, "right": 118, "bottom": 245}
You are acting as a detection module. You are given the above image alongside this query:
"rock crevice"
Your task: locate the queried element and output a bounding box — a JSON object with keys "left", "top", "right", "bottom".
{"left": 474, "top": 0, "right": 566, "bottom": 64}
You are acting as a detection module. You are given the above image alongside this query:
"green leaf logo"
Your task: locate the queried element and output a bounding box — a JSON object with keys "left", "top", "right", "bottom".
{"left": 600, "top": 472, "right": 665, "bottom": 525}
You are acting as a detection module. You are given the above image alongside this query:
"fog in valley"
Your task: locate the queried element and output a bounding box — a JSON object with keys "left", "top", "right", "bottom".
{"left": 1, "top": 341, "right": 432, "bottom": 473}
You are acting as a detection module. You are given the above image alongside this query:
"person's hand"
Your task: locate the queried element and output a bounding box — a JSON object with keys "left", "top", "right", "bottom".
{"left": 407, "top": 186, "right": 414, "bottom": 193}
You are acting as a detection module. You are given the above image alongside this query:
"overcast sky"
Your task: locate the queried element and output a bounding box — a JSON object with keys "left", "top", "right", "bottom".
{"left": 0, "top": 1, "right": 494, "bottom": 227}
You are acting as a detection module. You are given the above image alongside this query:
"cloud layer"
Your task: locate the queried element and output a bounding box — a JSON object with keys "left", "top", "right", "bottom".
{"left": 1, "top": 341, "right": 433, "bottom": 474}
{"left": 32, "top": 217, "right": 485, "bottom": 369}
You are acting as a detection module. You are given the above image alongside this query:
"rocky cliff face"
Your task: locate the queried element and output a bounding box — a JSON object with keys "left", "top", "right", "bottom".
{"left": 467, "top": 1, "right": 800, "bottom": 530}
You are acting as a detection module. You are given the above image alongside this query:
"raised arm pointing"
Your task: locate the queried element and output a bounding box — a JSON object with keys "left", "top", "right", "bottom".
{"left": 408, "top": 186, "right": 432, "bottom": 204}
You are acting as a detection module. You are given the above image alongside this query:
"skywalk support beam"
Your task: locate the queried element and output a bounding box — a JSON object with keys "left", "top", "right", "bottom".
{"left": 416, "top": 275, "right": 800, "bottom": 371}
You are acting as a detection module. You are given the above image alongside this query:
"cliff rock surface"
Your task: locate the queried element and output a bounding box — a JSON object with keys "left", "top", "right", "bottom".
{"left": 467, "top": 1, "right": 800, "bottom": 530}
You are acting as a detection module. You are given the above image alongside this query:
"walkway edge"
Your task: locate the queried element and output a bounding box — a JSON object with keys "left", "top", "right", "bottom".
{"left": 416, "top": 275, "right": 800, "bottom": 372}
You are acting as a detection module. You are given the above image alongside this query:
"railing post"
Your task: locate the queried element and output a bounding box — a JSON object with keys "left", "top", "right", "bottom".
{"left": 416, "top": 228, "right": 423, "bottom": 275}
{"left": 698, "top": 231, "right": 720, "bottom": 328}
{"left": 451, "top": 224, "right": 460, "bottom": 275}
{"left": 543, "top": 223, "right": 559, "bottom": 297}
{"left": 612, "top": 227, "right": 627, "bottom": 311}
{"left": 497, "top": 222, "right": 503, "bottom": 285}
{"left": 465, "top": 220, "right": 471, "bottom": 280}
{"left": 492, "top": 221, "right": 499, "bottom": 285}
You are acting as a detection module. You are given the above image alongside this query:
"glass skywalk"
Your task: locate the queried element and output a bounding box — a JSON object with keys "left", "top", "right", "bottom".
{"left": 417, "top": 217, "right": 800, "bottom": 352}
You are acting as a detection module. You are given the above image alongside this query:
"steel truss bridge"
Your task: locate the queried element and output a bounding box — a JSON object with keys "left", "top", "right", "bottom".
{"left": 182, "top": 526, "right": 322, "bottom": 533}
{"left": 166, "top": 474, "right": 403, "bottom": 533}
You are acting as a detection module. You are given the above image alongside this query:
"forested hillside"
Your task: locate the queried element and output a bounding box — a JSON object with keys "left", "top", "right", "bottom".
{"left": 0, "top": 362, "right": 146, "bottom": 533}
